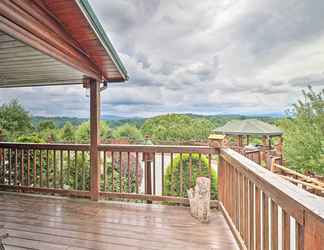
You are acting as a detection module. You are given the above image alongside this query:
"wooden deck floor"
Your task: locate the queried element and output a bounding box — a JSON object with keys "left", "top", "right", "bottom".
{"left": 0, "top": 192, "right": 238, "bottom": 250}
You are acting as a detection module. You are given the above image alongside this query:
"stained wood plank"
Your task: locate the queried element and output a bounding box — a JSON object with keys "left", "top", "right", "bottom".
{"left": 0, "top": 192, "right": 239, "bottom": 250}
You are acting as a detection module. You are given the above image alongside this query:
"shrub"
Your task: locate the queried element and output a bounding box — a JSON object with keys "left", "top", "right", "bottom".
{"left": 164, "top": 154, "right": 217, "bottom": 199}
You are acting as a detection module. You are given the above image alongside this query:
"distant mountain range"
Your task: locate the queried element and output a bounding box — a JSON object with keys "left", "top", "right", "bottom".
{"left": 32, "top": 112, "right": 285, "bottom": 128}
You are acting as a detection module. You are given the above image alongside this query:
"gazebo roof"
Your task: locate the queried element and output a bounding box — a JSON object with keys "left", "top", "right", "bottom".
{"left": 214, "top": 119, "right": 283, "bottom": 136}
{"left": 0, "top": 0, "right": 127, "bottom": 88}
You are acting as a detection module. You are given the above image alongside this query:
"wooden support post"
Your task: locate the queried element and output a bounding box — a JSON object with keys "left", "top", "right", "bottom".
{"left": 145, "top": 159, "right": 152, "bottom": 203}
{"left": 90, "top": 79, "right": 100, "bottom": 201}
{"left": 238, "top": 135, "right": 243, "bottom": 147}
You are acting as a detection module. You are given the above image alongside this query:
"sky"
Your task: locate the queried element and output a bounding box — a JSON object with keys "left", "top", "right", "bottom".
{"left": 1, "top": 0, "right": 324, "bottom": 118}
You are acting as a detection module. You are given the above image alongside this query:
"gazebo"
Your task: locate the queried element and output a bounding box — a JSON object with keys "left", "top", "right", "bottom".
{"left": 214, "top": 119, "right": 283, "bottom": 149}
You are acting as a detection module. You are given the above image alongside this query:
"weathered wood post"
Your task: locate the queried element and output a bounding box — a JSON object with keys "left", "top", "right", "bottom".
{"left": 208, "top": 133, "right": 226, "bottom": 203}
{"left": 143, "top": 136, "right": 153, "bottom": 203}
{"left": 0, "top": 129, "right": 3, "bottom": 184}
{"left": 89, "top": 79, "right": 101, "bottom": 201}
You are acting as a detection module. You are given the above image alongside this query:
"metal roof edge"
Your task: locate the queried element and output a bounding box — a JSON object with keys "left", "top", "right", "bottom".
{"left": 76, "top": 0, "right": 128, "bottom": 81}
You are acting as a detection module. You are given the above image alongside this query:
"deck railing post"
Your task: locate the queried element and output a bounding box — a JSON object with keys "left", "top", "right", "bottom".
{"left": 89, "top": 79, "right": 100, "bottom": 201}
{"left": 303, "top": 212, "right": 324, "bottom": 250}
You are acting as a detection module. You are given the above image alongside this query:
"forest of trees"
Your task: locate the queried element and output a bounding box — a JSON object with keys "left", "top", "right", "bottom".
{"left": 0, "top": 86, "right": 323, "bottom": 174}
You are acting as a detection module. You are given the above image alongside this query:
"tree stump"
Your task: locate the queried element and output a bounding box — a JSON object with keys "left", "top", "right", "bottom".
{"left": 187, "top": 177, "right": 210, "bottom": 223}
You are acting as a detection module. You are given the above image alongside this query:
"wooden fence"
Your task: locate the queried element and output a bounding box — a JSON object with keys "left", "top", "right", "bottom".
{"left": 219, "top": 148, "right": 324, "bottom": 250}
{"left": 0, "top": 142, "right": 218, "bottom": 206}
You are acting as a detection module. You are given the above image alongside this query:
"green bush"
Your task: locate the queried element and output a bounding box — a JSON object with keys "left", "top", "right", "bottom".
{"left": 164, "top": 154, "right": 217, "bottom": 199}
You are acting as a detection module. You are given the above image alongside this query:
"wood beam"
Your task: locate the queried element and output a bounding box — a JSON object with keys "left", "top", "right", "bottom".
{"left": 90, "top": 79, "right": 100, "bottom": 201}
{"left": 0, "top": 0, "right": 101, "bottom": 80}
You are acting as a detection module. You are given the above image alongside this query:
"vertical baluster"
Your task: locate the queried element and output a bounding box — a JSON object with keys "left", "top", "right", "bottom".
{"left": 229, "top": 164, "right": 233, "bottom": 219}
{"left": 127, "top": 151, "right": 131, "bottom": 193}
{"left": 239, "top": 173, "right": 244, "bottom": 238}
{"left": 27, "top": 150, "right": 30, "bottom": 186}
{"left": 112, "top": 152, "right": 115, "bottom": 192}
{"left": 198, "top": 153, "right": 202, "bottom": 172}
{"left": 21, "top": 149, "right": 24, "bottom": 186}
{"left": 1, "top": 148, "right": 4, "bottom": 184}
{"left": 14, "top": 149, "right": 18, "bottom": 185}
{"left": 262, "top": 192, "right": 269, "bottom": 250}
{"left": 235, "top": 169, "right": 239, "bottom": 229}
{"left": 135, "top": 152, "right": 139, "bottom": 194}
{"left": 255, "top": 186, "right": 261, "bottom": 250}
{"left": 2, "top": 148, "right": 6, "bottom": 184}
{"left": 74, "top": 151, "right": 78, "bottom": 190}
{"left": 271, "top": 200, "right": 278, "bottom": 250}
{"left": 249, "top": 181, "right": 254, "bottom": 250}
{"left": 82, "top": 151, "right": 85, "bottom": 191}
{"left": 153, "top": 152, "right": 156, "bottom": 195}
{"left": 189, "top": 153, "right": 192, "bottom": 188}
{"left": 103, "top": 150, "right": 107, "bottom": 191}
{"left": 33, "top": 150, "right": 37, "bottom": 186}
{"left": 170, "top": 153, "right": 174, "bottom": 192}
{"left": 53, "top": 150, "right": 56, "bottom": 188}
{"left": 224, "top": 161, "right": 229, "bottom": 212}
{"left": 8, "top": 149, "right": 12, "bottom": 185}
{"left": 46, "top": 150, "right": 49, "bottom": 188}
{"left": 228, "top": 162, "right": 232, "bottom": 218}
{"left": 67, "top": 150, "right": 71, "bottom": 186}
{"left": 244, "top": 176, "right": 249, "bottom": 246}
{"left": 295, "top": 222, "right": 304, "bottom": 250}
{"left": 60, "top": 150, "right": 63, "bottom": 188}
{"left": 179, "top": 153, "right": 183, "bottom": 197}
{"left": 208, "top": 154, "right": 211, "bottom": 187}
{"left": 234, "top": 167, "right": 237, "bottom": 224}
{"left": 119, "top": 151, "right": 122, "bottom": 193}
{"left": 161, "top": 152, "right": 164, "bottom": 194}
{"left": 40, "top": 150, "right": 43, "bottom": 187}
{"left": 282, "top": 210, "right": 290, "bottom": 250}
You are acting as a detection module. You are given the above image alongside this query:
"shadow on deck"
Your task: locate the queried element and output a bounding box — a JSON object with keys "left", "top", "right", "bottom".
{"left": 0, "top": 192, "right": 238, "bottom": 250}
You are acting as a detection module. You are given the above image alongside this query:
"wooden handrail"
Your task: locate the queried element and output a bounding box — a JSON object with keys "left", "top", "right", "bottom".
{"left": 219, "top": 148, "right": 324, "bottom": 250}
{"left": 0, "top": 142, "right": 219, "bottom": 206}
{"left": 0, "top": 142, "right": 89, "bottom": 151}
{"left": 0, "top": 143, "right": 218, "bottom": 154}
{"left": 98, "top": 144, "right": 218, "bottom": 154}
{"left": 274, "top": 163, "right": 324, "bottom": 188}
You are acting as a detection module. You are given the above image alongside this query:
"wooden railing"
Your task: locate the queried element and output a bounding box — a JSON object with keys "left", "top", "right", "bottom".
{"left": 219, "top": 148, "right": 324, "bottom": 250}
{"left": 0, "top": 143, "right": 90, "bottom": 197}
{"left": 243, "top": 149, "right": 261, "bottom": 165}
{"left": 0, "top": 142, "right": 218, "bottom": 206}
{"left": 3, "top": 142, "right": 324, "bottom": 249}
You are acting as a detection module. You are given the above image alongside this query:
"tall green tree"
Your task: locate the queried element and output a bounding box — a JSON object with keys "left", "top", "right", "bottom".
{"left": 0, "top": 100, "right": 32, "bottom": 140}
{"left": 112, "top": 123, "right": 143, "bottom": 141}
{"left": 38, "top": 120, "right": 56, "bottom": 131}
{"left": 60, "top": 122, "right": 75, "bottom": 142}
{"left": 279, "top": 86, "right": 324, "bottom": 174}
{"left": 141, "top": 114, "right": 214, "bottom": 141}
{"left": 75, "top": 121, "right": 111, "bottom": 143}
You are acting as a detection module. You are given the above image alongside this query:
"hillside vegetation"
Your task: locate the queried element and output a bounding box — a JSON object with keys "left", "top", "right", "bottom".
{"left": 0, "top": 86, "right": 322, "bottom": 174}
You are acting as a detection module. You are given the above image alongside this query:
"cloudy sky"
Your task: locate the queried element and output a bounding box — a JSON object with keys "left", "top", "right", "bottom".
{"left": 1, "top": 0, "right": 324, "bottom": 118}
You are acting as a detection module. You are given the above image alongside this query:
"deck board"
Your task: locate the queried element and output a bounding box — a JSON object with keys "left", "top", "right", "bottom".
{"left": 0, "top": 192, "right": 238, "bottom": 250}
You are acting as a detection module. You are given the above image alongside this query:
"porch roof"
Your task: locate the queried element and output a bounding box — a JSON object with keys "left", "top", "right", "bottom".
{"left": 0, "top": 0, "right": 127, "bottom": 88}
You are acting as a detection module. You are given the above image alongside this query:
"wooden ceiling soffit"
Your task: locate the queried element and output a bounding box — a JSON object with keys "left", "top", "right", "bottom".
{"left": 0, "top": 0, "right": 102, "bottom": 80}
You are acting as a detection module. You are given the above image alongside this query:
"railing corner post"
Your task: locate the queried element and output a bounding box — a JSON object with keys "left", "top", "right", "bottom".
{"left": 208, "top": 133, "right": 226, "bottom": 203}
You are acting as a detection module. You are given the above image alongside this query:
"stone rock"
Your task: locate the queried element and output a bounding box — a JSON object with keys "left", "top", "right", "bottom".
{"left": 187, "top": 177, "right": 210, "bottom": 223}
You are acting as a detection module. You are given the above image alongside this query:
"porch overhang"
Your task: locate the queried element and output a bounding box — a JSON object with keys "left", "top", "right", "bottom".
{"left": 0, "top": 0, "right": 128, "bottom": 88}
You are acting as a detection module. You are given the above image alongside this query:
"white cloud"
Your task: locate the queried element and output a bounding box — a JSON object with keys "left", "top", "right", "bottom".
{"left": 1, "top": 0, "right": 324, "bottom": 117}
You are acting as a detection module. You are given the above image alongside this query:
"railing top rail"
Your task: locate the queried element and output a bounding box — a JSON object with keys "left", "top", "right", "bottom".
{"left": 98, "top": 144, "right": 219, "bottom": 154}
{"left": 0, "top": 142, "right": 219, "bottom": 155}
{"left": 0, "top": 142, "right": 89, "bottom": 151}
{"left": 221, "top": 147, "right": 324, "bottom": 224}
